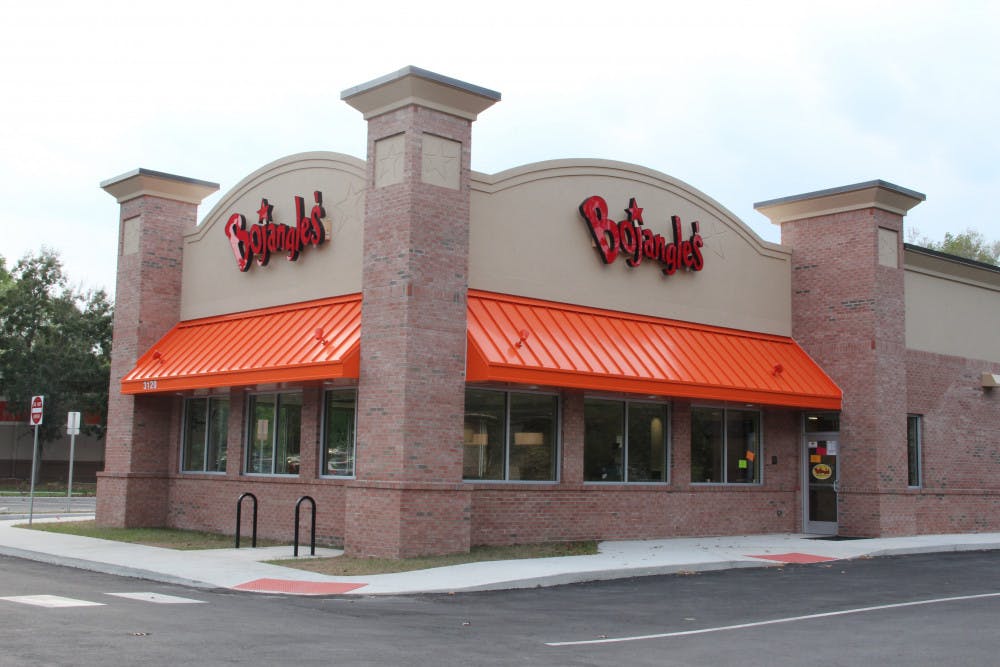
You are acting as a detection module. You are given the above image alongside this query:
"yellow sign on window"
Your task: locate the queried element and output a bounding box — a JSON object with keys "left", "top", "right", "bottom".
{"left": 812, "top": 463, "right": 833, "bottom": 480}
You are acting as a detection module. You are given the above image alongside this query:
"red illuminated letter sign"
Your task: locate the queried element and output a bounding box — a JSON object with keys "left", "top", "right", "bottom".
{"left": 224, "top": 192, "right": 327, "bottom": 271}
{"left": 579, "top": 196, "right": 704, "bottom": 276}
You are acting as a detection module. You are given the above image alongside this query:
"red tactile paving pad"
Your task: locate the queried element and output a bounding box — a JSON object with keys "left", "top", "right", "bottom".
{"left": 746, "top": 552, "right": 838, "bottom": 564}
{"left": 232, "top": 579, "right": 367, "bottom": 595}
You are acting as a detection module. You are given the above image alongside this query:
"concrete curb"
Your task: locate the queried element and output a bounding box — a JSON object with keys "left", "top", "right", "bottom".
{"left": 3, "top": 520, "right": 999, "bottom": 597}
{"left": 0, "top": 544, "right": 215, "bottom": 590}
{"left": 867, "top": 542, "right": 1000, "bottom": 559}
{"left": 425, "top": 559, "right": 774, "bottom": 594}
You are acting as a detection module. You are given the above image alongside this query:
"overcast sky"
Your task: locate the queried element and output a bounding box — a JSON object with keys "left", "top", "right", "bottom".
{"left": 3, "top": 0, "right": 997, "bottom": 296}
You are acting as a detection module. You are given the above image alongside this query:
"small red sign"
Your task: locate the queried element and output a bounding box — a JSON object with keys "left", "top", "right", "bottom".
{"left": 29, "top": 395, "right": 43, "bottom": 426}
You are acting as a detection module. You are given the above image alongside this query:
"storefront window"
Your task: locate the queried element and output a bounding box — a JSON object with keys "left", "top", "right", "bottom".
{"left": 463, "top": 389, "right": 558, "bottom": 481}
{"left": 691, "top": 407, "right": 760, "bottom": 484}
{"left": 907, "top": 414, "right": 922, "bottom": 487}
{"left": 181, "top": 397, "right": 229, "bottom": 473}
{"left": 464, "top": 390, "right": 506, "bottom": 480}
{"left": 246, "top": 392, "right": 301, "bottom": 475}
{"left": 584, "top": 399, "right": 668, "bottom": 482}
{"left": 509, "top": 393, "right": 558, "bottom": 481}
{"left": 323, "top": 390, "right": 356, "bottom": 477}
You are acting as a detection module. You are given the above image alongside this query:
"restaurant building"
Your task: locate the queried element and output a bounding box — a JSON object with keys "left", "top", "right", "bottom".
{"left": 97, "top": 67, "right": 1000, "bottom": 558}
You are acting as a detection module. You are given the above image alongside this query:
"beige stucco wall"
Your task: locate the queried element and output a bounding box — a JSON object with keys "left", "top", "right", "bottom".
{"left": 469, "top": 160, "right": 792, "bottom": 335}
{"left": 181, "top": 152, "right": 366, "bottom": 320}
{"left": 182, "top": 155, "right": 793, "bottom": 334}
{"left": 905, "top": 249, "right": 1000, "bottom": 362}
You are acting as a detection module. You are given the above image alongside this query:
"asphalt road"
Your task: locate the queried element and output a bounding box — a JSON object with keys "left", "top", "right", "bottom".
{"left": 0, "top": 495, "right": 96, "bottom": 519}
{"left": 1, "top": 550, "right": 998, "bottom": 666}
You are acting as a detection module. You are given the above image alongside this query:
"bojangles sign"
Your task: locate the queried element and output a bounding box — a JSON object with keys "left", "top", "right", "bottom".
{"left": 579, "top": 196, "right": 704, "bottom": 276}
{"left": 224, "top": 192, "right": 327, "bottom": 272}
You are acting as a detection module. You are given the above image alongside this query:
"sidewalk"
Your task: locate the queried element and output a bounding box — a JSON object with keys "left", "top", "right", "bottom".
{"left": 2, "top": 515, "right": 999, "bottom": 596}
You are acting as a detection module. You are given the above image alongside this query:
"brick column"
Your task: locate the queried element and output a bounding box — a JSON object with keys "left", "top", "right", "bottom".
{"left": 756, "top": 181, "right": 924, "bottom": 536}
{"left": 560, "top": 391, "right": 585, "bottom": 484}
{"left": 297, "top": 386, "right": 322, "bottom": 479}
{"left": 97, "top": 169, "right": 218, "bottom": 527}
{"left": 341, "top": 68, "right": 499, "bottom": 557}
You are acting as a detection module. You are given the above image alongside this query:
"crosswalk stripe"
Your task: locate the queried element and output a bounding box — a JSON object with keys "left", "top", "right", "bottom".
{"left": 0, "top": 595, "right": 105, "bottom": 608}
{"left": 106, "top": 592, "right": 205, "bottom": 604}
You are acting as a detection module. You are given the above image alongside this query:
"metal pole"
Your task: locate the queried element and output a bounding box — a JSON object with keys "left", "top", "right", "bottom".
{"left": 66, "top": 432, "right": 77, "bottom": 514}
{"left": 28, "top": 425, "right": 39, "bottom": 526}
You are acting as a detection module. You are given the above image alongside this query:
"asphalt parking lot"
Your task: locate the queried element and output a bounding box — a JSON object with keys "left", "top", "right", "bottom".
{"left": 0, "top": 495, "right": 95, "bottom": 519}
{"left": 2, "top": 549, "right": 999, "bottom": 666}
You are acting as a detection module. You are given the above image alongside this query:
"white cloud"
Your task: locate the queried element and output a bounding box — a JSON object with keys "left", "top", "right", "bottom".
{"left": 1, "top": 0, "right": 998, "bottom": 291}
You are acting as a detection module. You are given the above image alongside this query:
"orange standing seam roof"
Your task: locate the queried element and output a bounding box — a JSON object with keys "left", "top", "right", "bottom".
{"left": 465, "top": 290, "right": 841, "bottom": 410}
{"left": 121, "top": 294, "right": 361, "bottom": 394}
{"left": 124, "top": 290, "right": 840, "bottom": 410}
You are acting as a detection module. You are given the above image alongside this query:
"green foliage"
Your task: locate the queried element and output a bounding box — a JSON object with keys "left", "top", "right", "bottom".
{"left": 910, "top": 228, "right": 1000, "bottom": 266}
{"left": 0, "top": 249, "right": 113, "bottom": 443}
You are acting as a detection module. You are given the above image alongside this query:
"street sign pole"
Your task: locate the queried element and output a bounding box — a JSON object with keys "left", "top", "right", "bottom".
{"left": 66, "top": 412, "right": 81, "bottom": 513}
{"left": 27, "top": 395, "right": 44, "bottom": 526}
{"left": 28, "top": 424, "right": 39, "bottom": 525}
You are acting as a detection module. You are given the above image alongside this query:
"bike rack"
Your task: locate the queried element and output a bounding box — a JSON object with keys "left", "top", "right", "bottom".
{"left": 235, "top": 492, "right": 258, "bottom": 548}
{"left": 294, "top": 495, "right": 316, "bottom": 557}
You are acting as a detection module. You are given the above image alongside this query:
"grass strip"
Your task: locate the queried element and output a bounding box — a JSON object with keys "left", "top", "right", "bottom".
{"left": 267, "top": 541, "right": 598, "bottom": 576}
{"left": 18, "top": 520, "right": 284, "bottom": 550}
{"left": 18, "top": 520, "right": 597, "bottom": 574}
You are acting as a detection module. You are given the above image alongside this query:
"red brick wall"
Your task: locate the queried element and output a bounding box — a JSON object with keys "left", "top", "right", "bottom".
{"left": 98, "top": 196, "right": 197, "bottom": 527}
{"left": 905, "top": 349, "right": 1000, "bottom": 532}
{"left": 348, "top": 104, "right": 476, "bottom": 557}
{"left": 783, "top": 207, "right": 910, "bottom": 535}
{"left": 355, "top": 106, "right": 472, "bottom": 482}
{"left": 560, "top": 391, "right": 584, "bottom": 484}
{"left": 103, "top": 385, "right": 806, "bottom": 548}
{"left": 782, "top": 203, "right": 1000, "bottom": 538}
{"left": 152, "top": 387, "right": 350, "bottom": 547}
{"left": 470, "top": 399, "right": 802, "bottom": 545}
{"left": 346, "top": 483, "right": 471, "bottom": 557}
{"left": 166, "top": 476, "right": 348, "bottom": 547}
{"left": 471, "top": 487, "right": 799, "bottom": 544}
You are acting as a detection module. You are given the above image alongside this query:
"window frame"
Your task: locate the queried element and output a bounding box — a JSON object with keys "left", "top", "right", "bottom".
{"left": 907, "top": 414, "right": 923, "bottom": 488}
{"left": 689, "top": 404, "right": 763, "bottom": 486}
{"left": 321, "top": 388, "right": 358, "bottom": 478}
{"left": 244, "top": 390, "right": 303, "bottom": 477}
{"left": 180, "top": 395, "right": 229, "bottom": 474}
{"left": 463, "top": 387, "right": 561, "bottom": 483}
{"left": 583, "top": 396, "right": 671, "bottom": 485}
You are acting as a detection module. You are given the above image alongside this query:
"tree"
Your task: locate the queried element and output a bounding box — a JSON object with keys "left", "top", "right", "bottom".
{"left": 0, "top": 249, "right": 113, "bottom": 458}
{"left": 909, "top": 228, "right": 1000, "bottom": 266}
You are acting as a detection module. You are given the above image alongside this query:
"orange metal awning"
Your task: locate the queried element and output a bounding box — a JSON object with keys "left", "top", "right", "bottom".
{"left": 465, "top": 290, "right": 841, "bottom": 410}
{"left": 121, "top": 294, "right": 361, "bottom": 394}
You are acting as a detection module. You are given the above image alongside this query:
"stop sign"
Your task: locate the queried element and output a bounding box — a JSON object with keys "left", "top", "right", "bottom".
{"left": 29, "top": 395, "right": 43, "bottom": 426}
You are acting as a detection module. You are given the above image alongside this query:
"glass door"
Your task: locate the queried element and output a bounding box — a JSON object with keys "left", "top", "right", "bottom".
{"left": 803, "top": 413, "right": 840, "bottom": 535}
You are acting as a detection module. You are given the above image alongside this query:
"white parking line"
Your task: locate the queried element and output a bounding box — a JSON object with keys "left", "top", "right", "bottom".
{"left": 0, "top": 595, "right": 105, "bottom": 608}
{"left": 546, "top": 592, "right": 1000, "bottom": 647}
{"left": 106, "top": 592, "right": 206, "bottom": 604}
